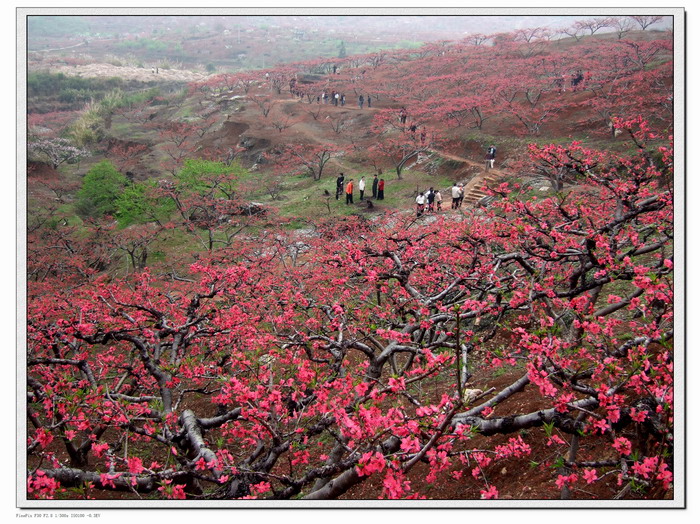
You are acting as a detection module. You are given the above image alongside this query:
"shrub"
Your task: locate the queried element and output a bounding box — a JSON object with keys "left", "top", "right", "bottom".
{"left": 115, "top": 181, "right": 174, "bottom": 227}
{"left": 75, "top": 160, "right": 128, "bottom": 218}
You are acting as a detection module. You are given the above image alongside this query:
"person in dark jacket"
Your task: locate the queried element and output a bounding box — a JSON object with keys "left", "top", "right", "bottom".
{"left": 486, "top": 145, "right": 496, "bottom": 169}
{"left": 336, "top": 173, "right": 345, "bottom": 200}
{"left": 426, "top": 187, "right": 435, "bottom": 212}
{"left": 371, "top": 174, "right": 379, "bottom": 198}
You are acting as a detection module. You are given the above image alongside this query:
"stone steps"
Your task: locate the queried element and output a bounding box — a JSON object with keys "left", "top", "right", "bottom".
{"left": 462, "top": 171, "right": 507, "bottom": 207}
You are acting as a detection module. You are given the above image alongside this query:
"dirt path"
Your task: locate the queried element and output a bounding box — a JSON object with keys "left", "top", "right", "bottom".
{"left": 430, "top": 149, "right": 508, "bottom": 206}
{"left": 263, "top": 96, "right": 380, "bottom": 176}
{"left": 41, "top": 62, "right": 213, "bottom": 84}
{"left": 32, "top": 41, "right": 86, "bottom": 53}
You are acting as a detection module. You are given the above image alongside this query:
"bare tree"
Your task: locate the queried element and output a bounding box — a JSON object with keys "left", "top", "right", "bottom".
{"left": 249, "top": 96, "right": 276, "bottom": 118}
{"left": 608, "top": 16, "right": 635, "bottom": 40}
{"left": 271, "top": 115, "right": 296, "bottom": 133}
{"left": 306, "top": 106, "right": 323, "bottom": 121}
{"left": 327, "top": 115, "right": 348, "bottom": 135}
{"left": 577, "top": 18, "right": 612, "bottom": 36}
{"left": 558, "top": 25, "right": 584, "bottom": 42}
{"left": 630, "top": 15, "right": 664, "bottom": 31}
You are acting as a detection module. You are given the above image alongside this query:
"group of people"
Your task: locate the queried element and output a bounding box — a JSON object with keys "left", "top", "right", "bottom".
{"left": 415, "top": 187, "right": 443, "bottom": 216}
{"left": 451, "top": 182, "right": 465, "bottom": 209}
{"left": 336, "top": 173, "right": 385, "bottom": 204}
{"left": 570, "top": 70, "right": 591, "bottom": 91}
{"left": 399, "top": 107, "right": 408, "bottom": 124}
{"left": 302, "top": 91, "right": 371, "bottom": 109}
{"left": 554, "top": 70, "right": 591, "bottom": 93}
{"left": 318, "top": 90, "right": 346, "bottom": 106}
{"left": 397, "top": 109, "right": 427, "bottom": 144}
{"left": 333, "top": 143, "right": 499, "bottom": 213}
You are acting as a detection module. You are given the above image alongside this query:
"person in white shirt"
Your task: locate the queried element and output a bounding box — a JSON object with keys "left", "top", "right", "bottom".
{"left": 359, "top": 176, "right": 366, "bottom": 200}
{"left": 451, "top": 184, "right": 461, "bottom": 209}
{"left": 416, "top": 192, "right": 426, "bottom": 216}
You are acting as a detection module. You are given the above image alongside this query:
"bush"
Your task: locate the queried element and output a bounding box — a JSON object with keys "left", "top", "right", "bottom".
{"left": 28, "top": 72, "right": 124, "bottom": 100}
{"left": 176, "top": 158, "right": 246, "bottom": 197}
{"left": 75, "top": 160, "right": 128, "bottom": 218}
{"left": 115, "top": 181, "right": 174, "bottom": 227}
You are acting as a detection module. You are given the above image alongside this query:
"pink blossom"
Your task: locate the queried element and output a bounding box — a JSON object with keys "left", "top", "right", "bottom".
{"left": 632, "top": 457, "right": 658, "bottom": 479}
{"left": 99, "top": 473, "right": 120, "bottom": 489}
{"left": 590, "top": 418, "right": 610, "bottom": 435}
{"left": 356, "top": 451, "right": 386, "bottom": 477}
{"left": 656, "top": 462, "right": 673, "bottom": 489}
{"left": 127, "top": 457, "right": 144, "bottom": 475}
{"left": 612, "top": 437, "right": 632, "bottom": 456}
{"left": 195, "top": 457, "right": 209, "bottom": 471}
{"left": 630, "top": 408, "right": 648, "bottom": 423}
{"left": 35, "top": 428, "right": 54, "bottom": 449}
{"left": 382, "top": 470, "right": 409, "bottom": 499}
{"left": 480, "top": 485, "right": 499, "bottom": 499}
{"left": 91, "top": 441, "right": 109, "bottom": 458}
{"left": 171, "top": 484, "right": 187, "bottom": 499}
{"left": 547, "top": 434, "right": 566, "bottom": 447}
{"left": 354, "top": 382, "right": 369, "bottom": 396}
{"left": 251, "top": 481, "right": 272, "bottom": 495}
{"left": 555, "top": 473, "right": 578, "bottom": 489}
{"left": 583, "top": 469, "right": 598, "bottom": 484}
{"left": 28, "top": 470, "right": 61, "bottom": 499}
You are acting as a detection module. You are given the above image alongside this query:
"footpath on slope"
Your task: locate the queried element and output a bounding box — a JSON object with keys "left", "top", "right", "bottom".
{"left": 201, "top": 82, "right": 513, "bottom": 211}
{"left": 429, "top": 149, "right": 508, "bottom": 206}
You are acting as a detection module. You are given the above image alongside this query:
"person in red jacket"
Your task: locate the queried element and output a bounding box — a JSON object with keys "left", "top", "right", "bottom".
{"left": 345, "top": 178, "right": 354, "bottom": 205}
{"left": 377, "top": 178, "right": 385, "bottom": 200}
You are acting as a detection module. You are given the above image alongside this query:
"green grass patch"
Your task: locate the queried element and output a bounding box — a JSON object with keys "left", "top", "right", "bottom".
{"left": 108, "top": 121, "right": 157, "bottom": 142}
{"left": 258, "top": 164, "right": 461, "bottom": 220}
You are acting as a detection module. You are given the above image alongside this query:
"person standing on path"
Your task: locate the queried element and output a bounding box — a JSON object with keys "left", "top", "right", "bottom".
{"left": 435, "top": 189, "right": 443, "bottom": 211}
{"left": 336, "top": 173, "right": 345, "bottom": 200}
{"left": 426, "top": 187, "right": 435, "bottom": 212}
{"left": 399, "top": 107, "right": 407, "bottom": 125}
{"left": 359, "top": 95, "right": 364, "bottom": 109}
{"left": 415, "top": 192, "right": 426, "bottom": 217}
{"left": 486, "top": 145, "right": 497, "bottom": 169}
{"left": 457, "top": 183, "right": 465, "bottom": 208}
{"left": 345, "top": 178, "right": 354, "bottom": 205}
{"left": 367, "top": 95, "right": 372, "bottom": 108}
{"left": 359, "top": 176, "right": 366, "bottom": 200}
{"left": 371, "top": 174, "right": 379, "bottom": 198}
{"left": 451, "top": 183, "right": 461, "bottom": 209}
{"left": 377, "top": 178, "right": 385, "bottom": 200}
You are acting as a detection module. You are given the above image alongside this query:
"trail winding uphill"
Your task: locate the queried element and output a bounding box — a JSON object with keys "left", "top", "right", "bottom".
{"left": 430, "top": 149, "right": 509, "bottom": 206}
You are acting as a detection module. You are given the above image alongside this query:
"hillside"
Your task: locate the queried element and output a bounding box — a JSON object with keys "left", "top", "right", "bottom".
{"left": 24, "top": 18, "right": 677, "bottom": 505}
{"left": 29, "top": 28, "right": 672, "bottom": 218}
